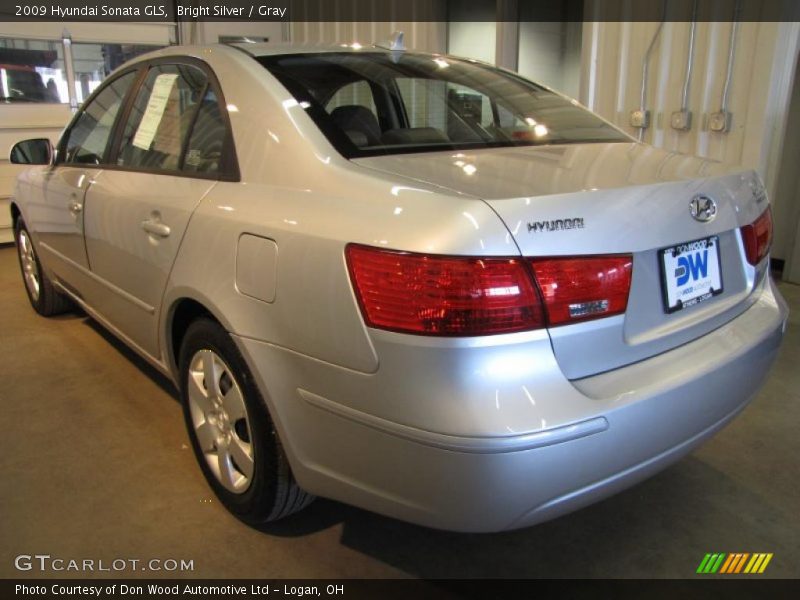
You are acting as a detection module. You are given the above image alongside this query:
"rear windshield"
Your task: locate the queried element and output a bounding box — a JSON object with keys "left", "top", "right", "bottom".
{"left": 259, "top": 52, "right": 629, "bottom": 158}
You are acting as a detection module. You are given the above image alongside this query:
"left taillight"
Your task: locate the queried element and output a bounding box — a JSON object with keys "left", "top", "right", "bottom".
{"left": 345, "top": 244, "right": 545, "bottom": 336}
{"left": 741, "top": 207, "right": 773, "bottom": 266}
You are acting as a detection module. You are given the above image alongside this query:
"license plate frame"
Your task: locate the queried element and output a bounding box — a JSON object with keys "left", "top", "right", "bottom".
{"left": 659, "top": 235, "right": 724, "bottom": 314}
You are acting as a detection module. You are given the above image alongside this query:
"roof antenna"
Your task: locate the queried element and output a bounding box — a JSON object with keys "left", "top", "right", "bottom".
{"left": 375, "top": 31, "right": 405, "bottom": 62}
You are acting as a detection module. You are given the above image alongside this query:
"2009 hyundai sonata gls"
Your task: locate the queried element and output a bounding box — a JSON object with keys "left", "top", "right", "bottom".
{"left": 9, "top": 43, "right": 788, "bottom": 532}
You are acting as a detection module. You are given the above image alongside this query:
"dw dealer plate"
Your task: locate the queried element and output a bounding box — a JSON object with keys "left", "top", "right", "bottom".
{"left": 660, "top": 236, "right": 723, "bottom": 313}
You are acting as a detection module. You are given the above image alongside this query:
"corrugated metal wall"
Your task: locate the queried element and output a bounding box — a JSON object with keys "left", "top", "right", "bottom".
{"left": 289, "top": 21, "right": 446, "bottom": 53}
{"left": 580, "top": 20, "right": 800, "bottom": 261}
{"left": 582, "top": 21, "right": 769, "bottom": 164}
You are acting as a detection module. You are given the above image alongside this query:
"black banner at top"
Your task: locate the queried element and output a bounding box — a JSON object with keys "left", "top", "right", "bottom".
{"left": 0, "top": 0, "right": 799, "bottom": 22}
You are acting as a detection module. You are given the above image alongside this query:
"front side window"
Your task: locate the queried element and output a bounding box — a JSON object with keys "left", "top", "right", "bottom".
{"left": 61, "top": 70, "right": 137, "bottom": 165}
{"left": 116, "top": 63, "right": 224, "bottom": 173}
{"left": 261, "top": 52, "right": 629, "bottom": 158}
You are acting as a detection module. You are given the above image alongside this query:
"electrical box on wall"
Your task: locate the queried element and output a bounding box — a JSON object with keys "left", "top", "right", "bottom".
{"left": 670, "top": 110, "right": 692, "bottom": 131}
{"left": 629, "top": 109, "right": 650, "bottom": 128}
{"left": 709, "top": 111, "right": 733, "bottom": 132}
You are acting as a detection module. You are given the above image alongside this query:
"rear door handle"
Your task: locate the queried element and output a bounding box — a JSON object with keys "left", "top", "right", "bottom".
{"left": 141, "top": 219, "right": 171, "bottom": 238}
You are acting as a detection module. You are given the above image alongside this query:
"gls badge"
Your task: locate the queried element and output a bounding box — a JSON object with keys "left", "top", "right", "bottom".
{"left": 690, "top": 194, "right": 717, "bottom": 223}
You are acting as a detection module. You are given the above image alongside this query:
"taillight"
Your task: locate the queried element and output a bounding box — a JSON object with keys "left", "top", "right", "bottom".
{"left": 530, "top": 256, "right": 633, "bottom": 326}
{"left": 741, "top": 207, "right": 773, "bottom": 265}
{"left": 346, "top": 245, "right": 634, "bottom": 335}
{"left": 345, "top": 244, "right": 544, "bottom": 336}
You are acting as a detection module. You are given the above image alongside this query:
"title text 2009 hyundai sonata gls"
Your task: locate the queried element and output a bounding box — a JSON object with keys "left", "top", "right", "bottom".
{"left": 9, "top": 42, "right": 788, "bottom": 532}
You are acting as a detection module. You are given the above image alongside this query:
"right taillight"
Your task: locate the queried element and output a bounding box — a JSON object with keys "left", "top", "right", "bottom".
{"left": 530, "top": 255, "right": 633, "bottom": 326}
{"left": 346, "top": 244, "right": 634, "bottom": 336}
{"left": 741, "top": 207, "right": 773, "bottom": 265}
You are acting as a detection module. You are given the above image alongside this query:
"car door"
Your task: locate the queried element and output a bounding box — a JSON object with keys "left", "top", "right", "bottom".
{"left": 82, "top": 60, "right": 236, "bottom": 359}
{"left": 32, "top": 69, "right": 139, "bottom": 286}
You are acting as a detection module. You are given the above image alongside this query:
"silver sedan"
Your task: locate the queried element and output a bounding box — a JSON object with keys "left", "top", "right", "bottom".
{"left": 8, "top": 42, "right": 788, "bottom": 532}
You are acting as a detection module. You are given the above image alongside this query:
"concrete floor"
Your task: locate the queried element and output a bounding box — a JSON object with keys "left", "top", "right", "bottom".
{"left": 0, "top": 244, "right": 798, "bottom": 580}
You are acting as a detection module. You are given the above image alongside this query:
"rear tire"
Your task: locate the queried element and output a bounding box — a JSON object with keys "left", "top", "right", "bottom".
{"left": 14, "top": 218, "right": 73, "bottom": 316}
{"left": 178, "top": 317, "right": 314, "bottom": 524}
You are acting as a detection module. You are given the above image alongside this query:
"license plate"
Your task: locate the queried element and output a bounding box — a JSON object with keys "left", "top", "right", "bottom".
{"left": 660, "top": 236, "right": 723, "bottom": 313}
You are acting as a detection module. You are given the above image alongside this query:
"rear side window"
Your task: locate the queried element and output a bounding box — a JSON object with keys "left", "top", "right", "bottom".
{"left": 61, "top": 70, "right": 137, "bottom": 165}
{"left": 183, "top": 88, "right": 226, "bottom": 174}
{"left": 116, "top": 64, "right": 225, "bottom": 174}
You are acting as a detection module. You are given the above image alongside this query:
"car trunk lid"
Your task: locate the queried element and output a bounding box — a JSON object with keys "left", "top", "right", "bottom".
{"left": 354, "top": 142, "right": 770, "bottom": 379}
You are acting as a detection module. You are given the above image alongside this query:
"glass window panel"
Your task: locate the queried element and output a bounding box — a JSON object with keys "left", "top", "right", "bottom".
{"left": 183, "top": 88, "right": 225, "bottom": 175}
{"left": 117, "top": 64, "right": 208, "bottom": 172}
{"left": 325, "top": 80, "right": 377, "bottom": 116}
{"left": 62, "top": 70, "right": 137, "bottom": 165}
{"left": 0, "top": 37, "right": 68, "bottom": 103}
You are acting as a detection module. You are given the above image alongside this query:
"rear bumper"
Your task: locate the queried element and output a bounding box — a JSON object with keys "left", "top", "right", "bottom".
{"left": 235, "top": 276, "right": 788, "bottom": 532}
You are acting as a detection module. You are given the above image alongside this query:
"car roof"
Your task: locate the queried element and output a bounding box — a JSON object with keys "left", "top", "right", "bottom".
{"left": 128, "top": 43, "right": 430, "bottom": 65}
{"left": 230, "top": 42, "right": 399, "bottom": 57}
{"left": 102, "top": 42, "right": 455, "bottom": 88}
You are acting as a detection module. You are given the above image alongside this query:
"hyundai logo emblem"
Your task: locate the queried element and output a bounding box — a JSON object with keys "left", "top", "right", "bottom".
{"left": 690, "top": 195, "right": 717, "bottom": 223}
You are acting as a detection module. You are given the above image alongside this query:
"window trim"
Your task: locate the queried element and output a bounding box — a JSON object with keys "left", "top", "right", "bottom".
{"left": 55, "top": 55, "right": 240, "bottom": 183}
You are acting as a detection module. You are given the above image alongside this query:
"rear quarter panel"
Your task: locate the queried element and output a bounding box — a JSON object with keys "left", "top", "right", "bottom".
{"left": 161, "top": 48, "right": 518, "bottom": 374}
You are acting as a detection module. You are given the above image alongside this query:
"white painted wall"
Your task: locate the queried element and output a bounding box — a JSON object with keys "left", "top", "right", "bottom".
{"left": 0, "top": 22, "right": 175, "bottom": 45}
{"left": 179, "top": 21, "right": 287, "bottom": 45}
{"left": 0, "top": 105, "right": 72, "bottom": 243}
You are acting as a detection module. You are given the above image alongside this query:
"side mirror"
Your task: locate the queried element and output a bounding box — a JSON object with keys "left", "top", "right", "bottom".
{"left": 10, "top": 138, "right": 53, "bottom": 165}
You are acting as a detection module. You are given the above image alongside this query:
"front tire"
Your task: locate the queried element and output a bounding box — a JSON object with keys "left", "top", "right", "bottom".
{"left": 178, "top": 318, "right": 313, "bottom": 524}
{"left": 14, "top": 219, "right": 73, "bottom": 316}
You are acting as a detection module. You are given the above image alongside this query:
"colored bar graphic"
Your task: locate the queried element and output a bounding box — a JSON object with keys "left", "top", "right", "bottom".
{"left": 700, "top": 552, "right": 774, "bottom": 574}
{"left": 720, "top": 553, "right": 736, "bottom": 573}
{"left": 697, "top": 554, "right": 713, "bottom": 573}
{"left": 719, "top": 554, "right": 735, "bottom": 573}
{"left": 701, "top": 553, "right": 723, "bottom": 574}
{"left": 744, "top": 554, "right": 760, "bottom": 573}
{"left": 711, "top": 553, "right": 725, "bottom": 573}
{"left": 758, "top": 553, "right": 773, "bottom": 573}
{"left": 734, "top": 553, "right": 750, "bottom": 573}
{"left": 722, "top": 553, "right": 739, "bottom": 573}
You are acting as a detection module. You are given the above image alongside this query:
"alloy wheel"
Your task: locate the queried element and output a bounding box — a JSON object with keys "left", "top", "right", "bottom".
{"left": 18, "top": 229, "right": 40, "bottom": 302}
{"left": 187, "top": 349, "right": 254, "bottom": 494}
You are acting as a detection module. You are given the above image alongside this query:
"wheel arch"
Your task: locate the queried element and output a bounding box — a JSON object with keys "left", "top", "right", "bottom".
{"left": 165, "top": 293, "right": 230, "bottom": 378}
{"left": 10, "top": 201, "right": 21, "bottom": 229}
